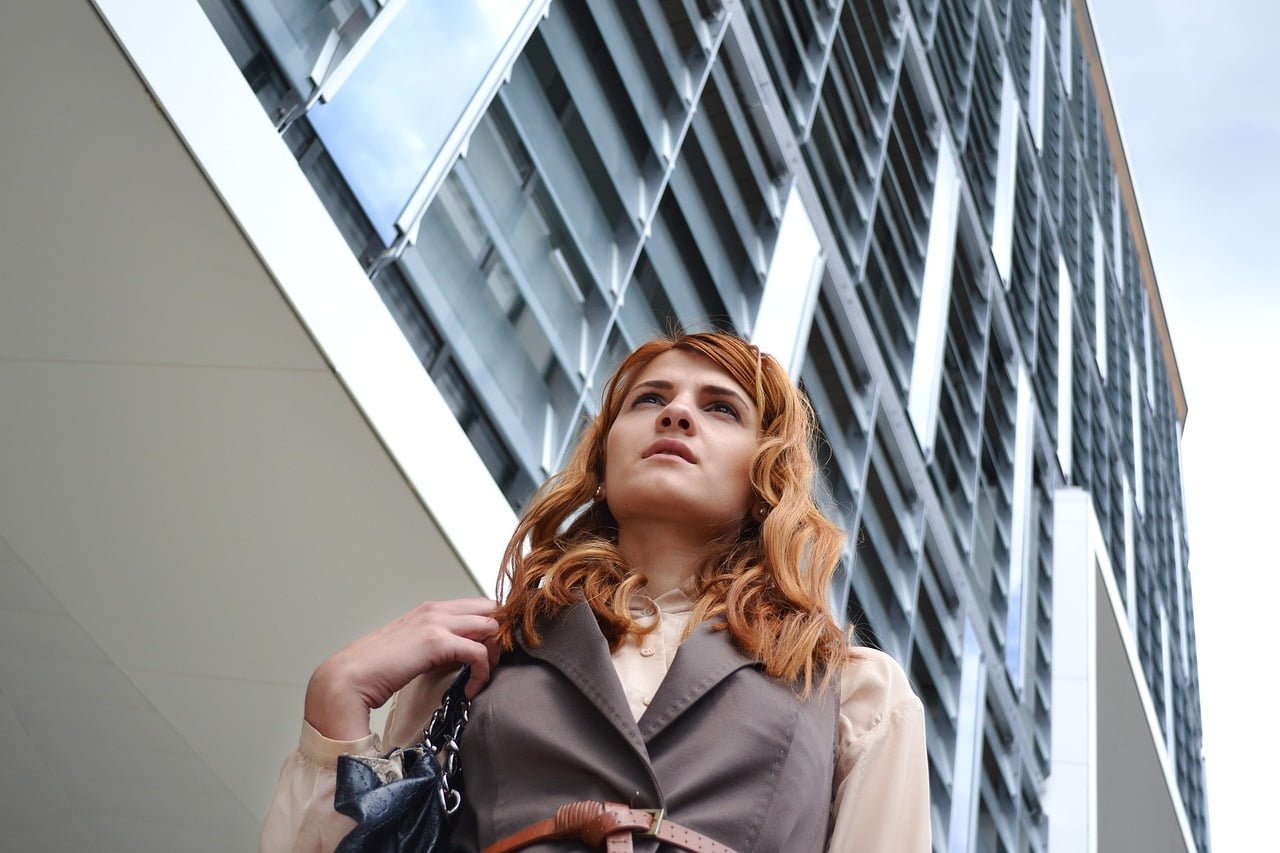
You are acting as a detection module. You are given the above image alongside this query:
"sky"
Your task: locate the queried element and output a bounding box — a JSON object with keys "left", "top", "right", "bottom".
{"left": 1087, "top": 2, "right": 1280, "bottom": 849}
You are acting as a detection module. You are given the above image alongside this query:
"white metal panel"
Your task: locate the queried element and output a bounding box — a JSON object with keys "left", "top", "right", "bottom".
{"left": 1029, "top": 1, "right": 1047, "bottom": 148}
{"left": 1093, "top": 212, "right": 1107, "bottom": 381}
{"left": 1049, "top": 487, "right": 1196, "bottom": 853}
{"left": 992, "top": 67, "right": 1020, "bottom": 284}
{"left": 1057, "top": 254, "right": 1075, "bottom": 477}
{"left": 909, "top": 135, "right": 961, "bottom": 456}
{"left": 1006, "top": 359, "right": 1036, "bottom": 689}
{"left": 751, "top": 184, "right": 824, "bottom": 378}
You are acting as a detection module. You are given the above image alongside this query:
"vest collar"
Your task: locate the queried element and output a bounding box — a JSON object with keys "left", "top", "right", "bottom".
{"left": 515, "top": 601, "right": 650, "bottom": 762}
{"left": 514, "top": 600, "right": 760, "bottom": 749}
{"left": 637, "top": 618, "right": 758, "bottom": 741}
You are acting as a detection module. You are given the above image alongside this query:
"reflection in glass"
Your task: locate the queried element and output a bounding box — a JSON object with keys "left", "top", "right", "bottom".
{"left": 309, "top": 0, "right": 537, "bottom": 243}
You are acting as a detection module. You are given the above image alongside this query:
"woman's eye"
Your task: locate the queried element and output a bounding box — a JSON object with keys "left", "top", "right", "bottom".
{"left": 708, "top": 401, "right": 740, "bottom": 419}
{"left": 634, "top": 392, "right": 663, "bottom": 406}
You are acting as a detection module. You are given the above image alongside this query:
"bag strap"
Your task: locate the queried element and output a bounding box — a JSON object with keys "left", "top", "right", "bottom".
{"left": 421, "top": 665, "right": 470, "bottom": 815}
{"left": 481, "top": 801, "right": 739, "bottom": 853}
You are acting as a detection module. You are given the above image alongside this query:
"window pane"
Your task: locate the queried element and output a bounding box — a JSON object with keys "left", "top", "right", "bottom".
{"left": 308, "top": 0, "right": 538, "bottom": 242}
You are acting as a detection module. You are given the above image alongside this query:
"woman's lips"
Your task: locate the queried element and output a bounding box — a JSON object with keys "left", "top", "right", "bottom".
{"left": 642, "top": 439, "right": 697, "bottom": 463}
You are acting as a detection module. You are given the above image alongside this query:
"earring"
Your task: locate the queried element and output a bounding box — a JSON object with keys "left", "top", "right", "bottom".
{"left": 754, "top": 503, "right": 769, "bottom": 521}
{"left": 594, "top": 484, "right": 605, "bottom": 502}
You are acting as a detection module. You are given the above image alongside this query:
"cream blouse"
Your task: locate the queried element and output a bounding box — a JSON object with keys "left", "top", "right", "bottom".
{"left": 260, "top": 588, "right": 932, "bottom": 852}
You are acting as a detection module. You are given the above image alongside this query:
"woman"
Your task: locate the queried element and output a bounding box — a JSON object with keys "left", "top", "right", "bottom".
{"left": 261, "top": 332, "right": 930, "bottom": 852}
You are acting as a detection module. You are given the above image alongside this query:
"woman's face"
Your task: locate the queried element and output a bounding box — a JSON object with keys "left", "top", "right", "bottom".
{"left": 603, "top": 348, "right": 760, "bottom": 533}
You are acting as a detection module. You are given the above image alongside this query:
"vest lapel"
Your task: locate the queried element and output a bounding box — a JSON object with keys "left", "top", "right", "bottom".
{"left": 637, "top": 619, "right": 759, "bottom": 742}
{"left": 515, "top": 601, "right": 651, "bottom": 762}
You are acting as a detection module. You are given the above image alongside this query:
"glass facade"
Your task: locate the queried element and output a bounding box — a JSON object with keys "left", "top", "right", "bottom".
{"left": 200, "top": 1, "right": 1209, "bottom": 850}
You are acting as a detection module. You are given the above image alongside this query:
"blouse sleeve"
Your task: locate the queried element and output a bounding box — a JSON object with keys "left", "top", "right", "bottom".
{"left": 258, "top": 670, "right": 454, "bottom": 853}
{"left": 827, "top": 647, "right": 932, "bottom": 852}
{"left": 258, "top": 722, "right": 377, "bottom": 853}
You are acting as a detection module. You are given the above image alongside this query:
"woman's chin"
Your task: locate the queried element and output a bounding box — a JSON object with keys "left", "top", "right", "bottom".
{"left": 611, "top": 497, "right": 745, "bottom": 533}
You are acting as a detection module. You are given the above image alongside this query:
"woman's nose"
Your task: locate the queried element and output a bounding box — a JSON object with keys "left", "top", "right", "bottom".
{"left": 658, "top": 401, "right": 694, "bottom": 432}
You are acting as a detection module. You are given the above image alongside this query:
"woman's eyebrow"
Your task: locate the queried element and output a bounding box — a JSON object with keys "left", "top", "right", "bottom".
{"left": 633, "top": 379, "right": 752, "bottom": 411}
{"left": 702, "top": 384, "right": 751, "bottom": 411}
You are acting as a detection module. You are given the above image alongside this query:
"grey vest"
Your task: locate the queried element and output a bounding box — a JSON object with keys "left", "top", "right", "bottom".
{"left": 450, "top": 602, "right": 838, "bottom": 852}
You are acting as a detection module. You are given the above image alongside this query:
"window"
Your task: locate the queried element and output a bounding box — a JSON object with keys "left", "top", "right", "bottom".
{"left": 306, "top": 0, "right": 542, "bottom": 243}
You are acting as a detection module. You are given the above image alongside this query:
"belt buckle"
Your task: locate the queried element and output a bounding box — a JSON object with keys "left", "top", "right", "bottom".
{"left": 636, "top": 808, "right": 665, "bottom": 838}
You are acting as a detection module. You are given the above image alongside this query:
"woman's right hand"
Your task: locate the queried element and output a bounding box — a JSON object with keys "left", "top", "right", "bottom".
{"left": 302, "top": 597, "right": 500, "bottom": 741}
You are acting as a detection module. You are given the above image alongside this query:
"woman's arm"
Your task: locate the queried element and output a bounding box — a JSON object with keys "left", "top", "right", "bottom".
{"left": 259, "top": 597, "right": 499, "bottom": 852}
{"left": 304, "top": 597, "right": 500, "bottom": 739}
{"left": 827, "top": 647, "right": 931, "bottom": 852}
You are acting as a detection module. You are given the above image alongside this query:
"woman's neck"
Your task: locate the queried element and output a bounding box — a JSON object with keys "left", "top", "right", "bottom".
{"left": 616, "top": 521, "right": 720, "bottom": 597}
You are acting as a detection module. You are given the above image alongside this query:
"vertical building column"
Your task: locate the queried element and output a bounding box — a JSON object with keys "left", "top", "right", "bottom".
{"left": 1112, "top": 180, "right": 1125, "bottom": 288}
{"left": 1172, "top": 505, "right": 1189, "bottom": 678}
{"left": 1006, "top": 360, "right": 1037, "bottom": 689}
{"left": 948, "top": 619, "right": 988, "bottom": 853}
{"left": 1050, "top": 492, "right": 1198, "bottom": 851}
{"left": 1057, "top": 254, "right": 1075, "bottom": 478}
{"left": 1123, "top": 472, "right": 1136, "bottom": 632}
{"left": 1143, "top": 297, "right": 1156, "bottom": 407}
{"left": 908, "top": 135, "right": 961, "bottom": 455}
{"left": 1159, "top": 601, "right": 1176, "bottom": 764}
{"left": 1047, "top": 488, "right": 1098, "bottom": 853}
{"left": 751, "top": 184, "right": 824, "bottom": 378}
{"left": 1029, "top": 0, "right": 1047, "bottom": 149}
{"left": 1093, "top": 212, "right": 1107, "bottom": 381}
{"left": 1060, "top": 0, "right": 1073, "bottom": 98}
{"left": 991, "top": 67, "right": 1020, "bottom": 284}
{"left": 1129, "top": 343, "right": 1145, "bottom": 513}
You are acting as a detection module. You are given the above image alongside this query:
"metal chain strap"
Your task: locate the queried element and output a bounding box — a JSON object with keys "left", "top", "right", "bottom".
{"left": 421, "top": 671, "right": 471, "bottom": 816}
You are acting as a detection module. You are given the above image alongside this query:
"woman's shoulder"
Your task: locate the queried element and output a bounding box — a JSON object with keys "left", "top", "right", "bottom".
{"left": 837, "top": 645, "right": 922, "bottom": 738}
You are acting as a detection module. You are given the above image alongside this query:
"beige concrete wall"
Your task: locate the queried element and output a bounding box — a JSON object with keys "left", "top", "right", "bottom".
{"left": 0, "top": 2, "right": 509, "bottom": 849}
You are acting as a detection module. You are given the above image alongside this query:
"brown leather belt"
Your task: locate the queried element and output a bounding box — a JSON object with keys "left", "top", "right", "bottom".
{"left": 481, "top": 801, "right": 739, "bottom": 853}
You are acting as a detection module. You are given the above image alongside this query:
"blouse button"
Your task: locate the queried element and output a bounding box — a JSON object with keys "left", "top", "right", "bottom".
{"left": 640, "top": 647, "right": 656, "bottom": 657}
{"left": 642, "top": 696, "right": 652, "bottom": 706}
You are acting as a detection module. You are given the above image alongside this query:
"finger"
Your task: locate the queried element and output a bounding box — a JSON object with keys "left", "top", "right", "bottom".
{"left": 436, "top": 613, "right": 500, "bottom": 640}
{"left": 428, "top": 597, "right": 499, "bottom": 616}
{"left": 438, "top": 635, "right": 491, "bottom": 699}
{"left": 462, "top": 641, "right": 492, "bottom": 701}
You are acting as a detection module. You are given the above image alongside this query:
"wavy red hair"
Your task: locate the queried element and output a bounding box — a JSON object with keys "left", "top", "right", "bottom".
{"left": 493, "top": 332, "right": 850, "bottom": 693}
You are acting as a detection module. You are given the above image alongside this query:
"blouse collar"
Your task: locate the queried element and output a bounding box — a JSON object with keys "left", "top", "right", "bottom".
{"left": 629, "top": 579, "right": 695, "bottom": 616}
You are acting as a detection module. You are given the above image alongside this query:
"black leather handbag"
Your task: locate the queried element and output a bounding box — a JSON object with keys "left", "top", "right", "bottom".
{"left": 334, "top": 667, "right": 470, "bottom": 853}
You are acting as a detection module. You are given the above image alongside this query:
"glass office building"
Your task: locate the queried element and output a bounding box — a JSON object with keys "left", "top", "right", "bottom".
{"left": 4, "top": 0, "right": 1201, "bottom": 850}
{"left": 199, "top": 0, "right": 1209, "bottom": 850}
